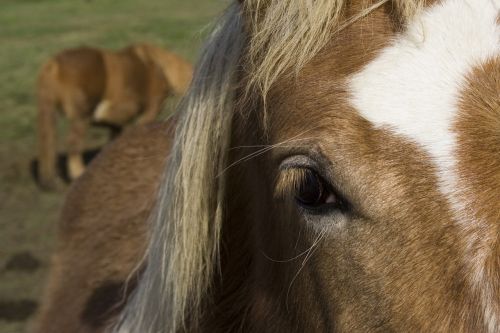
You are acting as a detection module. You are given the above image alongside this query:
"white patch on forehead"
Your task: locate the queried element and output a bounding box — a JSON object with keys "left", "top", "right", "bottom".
{"left": 349, "top": 0, "right": 500, "bottom": 331}
{"left": 350, "top": 0, "right": 499, "bottom": 157}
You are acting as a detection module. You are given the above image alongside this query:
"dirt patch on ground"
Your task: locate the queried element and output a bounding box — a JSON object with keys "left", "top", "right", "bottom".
{"left": 4, "top": 252, "right": 41, "bottom": 273}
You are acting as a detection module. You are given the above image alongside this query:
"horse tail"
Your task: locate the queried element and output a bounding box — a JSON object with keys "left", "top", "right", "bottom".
{"left": 37, "top": 59, "right": 59, "bottom": 190}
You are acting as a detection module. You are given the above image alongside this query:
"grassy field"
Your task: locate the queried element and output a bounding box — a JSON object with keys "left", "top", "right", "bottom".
{"left": 0, "top": 0, "right": 225, "bottom": 331}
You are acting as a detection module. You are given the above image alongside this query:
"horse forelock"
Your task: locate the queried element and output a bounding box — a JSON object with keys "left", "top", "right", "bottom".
{"left": 241, "top": 0, "right": 426, "bottom": 100}
{"left": 113, "top": 4, "right": 245, "bottom": 332}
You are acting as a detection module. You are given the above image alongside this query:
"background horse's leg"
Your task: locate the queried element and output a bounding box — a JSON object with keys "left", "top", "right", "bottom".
{"left": 36, "top": 60, "right": 60, "bottom": 190}
{"left": 37, "top": 94, "right": 58, "bottom": 190}
{"left": 135, "top": 63, "right": 171, "bottom": 126}
{"left": 135, "top": 104, "right": 162, "bottom": 125}
{"left": 66, "top": 115, "right": 89, "bottom": 181}
{"left": 136, "top": 84, "right": 169, "bottom": 126}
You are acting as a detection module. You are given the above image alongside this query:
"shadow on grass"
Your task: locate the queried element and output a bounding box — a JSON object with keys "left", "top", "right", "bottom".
{"left": 4, "top": 252, "right": 41, "bottom": 273}
{"left": 0, "top": 300, "right": 37, "bottom": 322}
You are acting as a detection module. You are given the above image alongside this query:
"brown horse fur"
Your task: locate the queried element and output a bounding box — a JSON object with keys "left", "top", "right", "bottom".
{"left": 34, "top": 1, "right": 499, "bottom": 332}
{"left": 31, "top": 121, "right": 174, "bottom": 333}
{"left": 36, "top": 43, "right": 192, "bottom": 190}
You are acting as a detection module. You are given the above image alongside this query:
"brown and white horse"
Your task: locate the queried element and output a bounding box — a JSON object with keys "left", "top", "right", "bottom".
{"left": 33, "top": 0, "right": 499, "bottom": 332}
{"left": 37, "top": 43, "right": 193, "bottom": 190}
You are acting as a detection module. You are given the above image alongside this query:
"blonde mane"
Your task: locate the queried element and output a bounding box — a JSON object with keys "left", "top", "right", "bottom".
{"left": 114, "top": 1, "right": 425, "bottom": 332}
{"left": 243, "top": 0, "right": 425, "bottom": 98}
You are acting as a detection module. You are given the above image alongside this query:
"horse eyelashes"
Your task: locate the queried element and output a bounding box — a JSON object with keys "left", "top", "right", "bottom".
{"left": 274, "top": 168, "right": 308, "bottom": 199}
{"left": 275, "top": 167, "right": 339, "bottom": 210}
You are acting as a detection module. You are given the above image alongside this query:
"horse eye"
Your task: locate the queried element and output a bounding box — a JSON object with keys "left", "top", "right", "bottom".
{"left": 295, "top": 169, "right": 337, "bottom": 209}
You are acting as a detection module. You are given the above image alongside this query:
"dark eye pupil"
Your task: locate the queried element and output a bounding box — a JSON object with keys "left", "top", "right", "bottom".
{"left": 295, "top": 170, "right": 324, "bottom": 207}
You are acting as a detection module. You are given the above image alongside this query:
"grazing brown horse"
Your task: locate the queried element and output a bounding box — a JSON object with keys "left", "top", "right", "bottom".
{"left": 37, "top": 43, "right": 193, "bottom": 190}
{"left": 33, "top": 0, "right": 499, "bottom": 332}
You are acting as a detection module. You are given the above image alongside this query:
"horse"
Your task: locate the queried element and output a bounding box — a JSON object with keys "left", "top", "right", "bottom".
{"left": 32, "top": 0, "right": 499, "bottom": 332}
{"left": 36, "top": 43, "right": 193, "bottom": 190}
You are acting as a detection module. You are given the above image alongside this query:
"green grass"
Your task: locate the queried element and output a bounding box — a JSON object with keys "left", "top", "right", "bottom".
{"left": 0, "top": 0, "right": 226, "bottom": 331}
